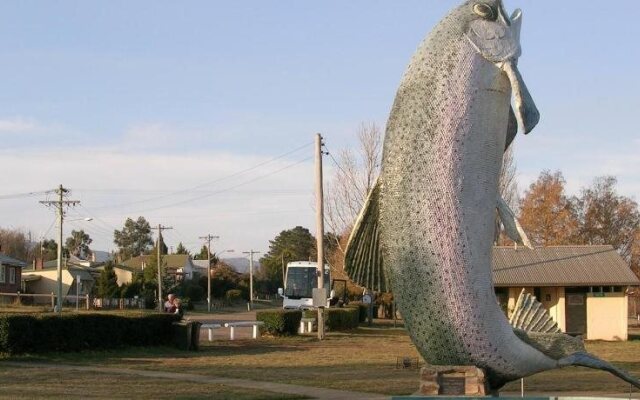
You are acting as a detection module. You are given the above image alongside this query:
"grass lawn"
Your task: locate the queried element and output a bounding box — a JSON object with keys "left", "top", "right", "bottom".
{"left": 3, "top": 320, "right": 640, "bottom": 397}
{"left": 0, "top": 364, "right": 307, "bottom": 400}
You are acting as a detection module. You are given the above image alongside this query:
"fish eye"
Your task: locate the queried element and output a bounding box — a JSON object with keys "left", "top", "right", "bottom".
{"left": 473, "top": 3, "right": 497, "bottom": 20}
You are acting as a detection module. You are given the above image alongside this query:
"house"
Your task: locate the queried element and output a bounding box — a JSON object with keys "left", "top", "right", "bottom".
{"left": 192, "top": 259, "right": 210, "bottom": 276}
{"left": 492, "top": 245, "right": 640, "bottom": 341}
{"left": 120, "top": 254, "right": 196, "bottom": 284}
{"left": 0, "top": 253, "right": 26, "bottom": 294}
{"left": 21, "top": 258, "right": 97, "bottom": 303}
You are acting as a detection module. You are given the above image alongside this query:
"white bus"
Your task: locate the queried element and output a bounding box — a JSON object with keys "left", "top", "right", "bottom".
{"left": 278, "top": 261, "right": 331, "bottom": 309}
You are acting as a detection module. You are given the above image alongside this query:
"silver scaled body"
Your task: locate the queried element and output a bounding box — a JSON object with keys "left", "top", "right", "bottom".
{"left": 379, "top": 1, "right": 554, "bottom": 386}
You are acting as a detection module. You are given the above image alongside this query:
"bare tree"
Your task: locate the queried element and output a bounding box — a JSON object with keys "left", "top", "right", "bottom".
{"left": 324, "top": 122, "right": 382, "bottom": 280}
{"left": 574, "top": 176, "right": 640, "bottom": 260}
{"left": 325, "top": 122, "right": 382, "bottom": 244}
{"left": 495, "top": 146, "right": 520, "bottom": 244}
{"left": 499, "top": 146, "right": 519, "bottom": 210}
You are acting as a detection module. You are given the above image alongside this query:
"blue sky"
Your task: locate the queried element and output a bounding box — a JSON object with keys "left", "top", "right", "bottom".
{"left": 0, "top": 1, "right": 638, "bottom": 255}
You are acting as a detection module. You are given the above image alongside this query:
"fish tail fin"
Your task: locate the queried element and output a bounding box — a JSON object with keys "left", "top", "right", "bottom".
{"left": 559, "top": 352, "right": 640, "bottom": 389}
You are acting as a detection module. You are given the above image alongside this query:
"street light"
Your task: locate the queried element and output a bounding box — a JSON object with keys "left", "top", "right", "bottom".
{"left": 208, "top": 249, "right": 234, "bottom": 312}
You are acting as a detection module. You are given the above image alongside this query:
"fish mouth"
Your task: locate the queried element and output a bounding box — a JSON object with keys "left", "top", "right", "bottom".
{"left": 501, "top": 60, "right": 540, "bottom": 134}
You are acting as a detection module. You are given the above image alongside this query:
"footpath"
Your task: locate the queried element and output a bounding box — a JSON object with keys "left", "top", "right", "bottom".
{"left": 4, "top": 361, "right": 388, "bottom": 400}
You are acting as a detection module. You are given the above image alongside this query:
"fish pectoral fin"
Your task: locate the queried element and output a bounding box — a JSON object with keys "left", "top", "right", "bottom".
{"left": 559, "top": 351, "right": 640, "bottom": 389}
{"left": 504, "top": 106, "right": 518, "bottom": 151}
{"left": 497, "top": 197, "right": 533, "bottom": 249}
{"left": 344, "top": 179, "right": 388, "bottom": 292}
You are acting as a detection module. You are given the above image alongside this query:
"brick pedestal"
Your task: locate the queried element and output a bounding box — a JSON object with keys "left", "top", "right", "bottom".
{"left": 418, "top": 365, "right": 487, "bottom": 396}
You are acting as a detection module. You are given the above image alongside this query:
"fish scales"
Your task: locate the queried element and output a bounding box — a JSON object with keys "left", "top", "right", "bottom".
{"left": 379, "top": 1, "right": 554, "bottom": 384}
{"left": 345, "top": 0, "right": 640, "bottom": 391}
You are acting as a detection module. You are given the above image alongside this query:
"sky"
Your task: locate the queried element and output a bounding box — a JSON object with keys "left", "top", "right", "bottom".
{"left": 0, "top": 1, "right": 639, "bottom": 256}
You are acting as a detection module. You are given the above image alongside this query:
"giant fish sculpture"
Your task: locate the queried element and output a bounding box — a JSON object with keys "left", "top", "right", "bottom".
{"left": 344, "top": 0, "right": 640, "bottom": 391}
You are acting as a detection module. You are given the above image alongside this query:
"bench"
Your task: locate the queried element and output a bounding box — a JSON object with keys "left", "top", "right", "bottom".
{"left": 300, "top": 317, "right": 315, "bottom": 334}
{"left": 201, "top": 323, "right": 222, "bottom": 341}
{"left": 224, "top": 321, "right": 264, "bottom": 340}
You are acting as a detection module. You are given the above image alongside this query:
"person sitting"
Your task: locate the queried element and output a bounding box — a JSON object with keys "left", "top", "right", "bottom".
{"left": 173, "top": 298, "right": 184, "bottom": 318}
{"left": 164, "top": 293, "right": 176, "bottom": 313}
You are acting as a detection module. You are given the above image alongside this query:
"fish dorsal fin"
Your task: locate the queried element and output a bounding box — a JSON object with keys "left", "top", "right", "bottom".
{"left": 344, "top": 179, "right": 388, "bottom": 292}
{"left": 509, "top": 289, "right": 560, "bottom": 333}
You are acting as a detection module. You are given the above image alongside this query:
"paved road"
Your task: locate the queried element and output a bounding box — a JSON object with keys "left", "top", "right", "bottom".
{"left": 3, "top": 361, "right": 388, "bottom": 400}
{"left": 186, "top": 310, "right": 261, "bottom": 340}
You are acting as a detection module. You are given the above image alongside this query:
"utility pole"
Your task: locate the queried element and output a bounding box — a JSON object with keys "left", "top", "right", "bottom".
{"left": 199, "top": 234, "right": 219, "bottom": 312}
{"left": 315, "top": 133, "right": 326, "bottom": 340}
{"left": 281, "top": 252, "right": 286, "bottom": 287}
{"left": 243, "top": 250, "right": 260, "bottom": 308}
{"left": 151, "top": 224, "right": 172, "bottom": 312}
{"left": 40, "top": 185, "right": 80, "bottom": 314}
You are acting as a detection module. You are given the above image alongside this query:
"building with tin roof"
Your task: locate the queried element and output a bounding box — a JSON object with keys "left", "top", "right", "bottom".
{"left": 492, "top": 245, "right": 639, "bottom": 341}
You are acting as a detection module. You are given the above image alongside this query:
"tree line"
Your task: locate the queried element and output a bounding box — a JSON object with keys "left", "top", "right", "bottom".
{"left": 514, "top": 171, "right": 640, "bottom": 275}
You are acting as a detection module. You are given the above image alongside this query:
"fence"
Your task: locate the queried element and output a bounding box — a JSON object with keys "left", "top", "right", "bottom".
{"left": 0, "top": 292, "right": 144, "bottom": 310}
{"left": 0, "top": 292, "right": 90, "bottom": 310}
{"left": 92, "top": 297, "right": 145, "bottom": 310}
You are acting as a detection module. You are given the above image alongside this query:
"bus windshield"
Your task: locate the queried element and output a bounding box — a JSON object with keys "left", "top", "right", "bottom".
{"left": 284, "top": 266, "right": 330, "bottom": 299}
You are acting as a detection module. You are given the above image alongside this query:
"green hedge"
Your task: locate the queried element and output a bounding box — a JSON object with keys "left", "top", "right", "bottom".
{"left": 256, "top": 310, "right": 302, "bottom": 336}
{"left": 325, "top": 307, "right": 359, "bottom": 331}
{"left": 346, "top": 302, "right": 368, "bottom": 323}
{"left": 0, "top": 313, "right": 181, "bottom": 354}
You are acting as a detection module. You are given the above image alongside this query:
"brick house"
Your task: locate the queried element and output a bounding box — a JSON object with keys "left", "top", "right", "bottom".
{"left": 0, "top": 253, "right": 26, "bottom": 293}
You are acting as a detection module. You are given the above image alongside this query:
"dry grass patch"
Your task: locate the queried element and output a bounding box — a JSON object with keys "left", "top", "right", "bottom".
{"left": 0, "top": 364, "right": 306, "bottom": 400}
{"left": 5, "top": 321, "right": 640, "bottom": 397}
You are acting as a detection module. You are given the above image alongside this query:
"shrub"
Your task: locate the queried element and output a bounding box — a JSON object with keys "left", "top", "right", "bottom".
{"left": 0, "top": 313, "right": 181, "bottom": 354}
{"left": 347, "top": 302, "right": 368, "bottom": 323}
{"left": 256, "top": 310, "right": 302, "bottom": 336}
{"left": 225, "top": 289, "right": 243, "bottom": 303}
{"left": 325, "top": 307, "right": 359, "bottom": 331}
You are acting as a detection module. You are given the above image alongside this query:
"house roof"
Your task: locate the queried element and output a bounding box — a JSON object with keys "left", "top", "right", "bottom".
{"left": 0, "top": 253, "right": 27, "bottom": 268}
{"left": 122, "top": 254, "right": 192, "bottom": 270}
{"left": 492, "top": 245, "right": 640, "bottom": 287}
{"left": 192, "top": 259, "right": 209, "bottom": 269}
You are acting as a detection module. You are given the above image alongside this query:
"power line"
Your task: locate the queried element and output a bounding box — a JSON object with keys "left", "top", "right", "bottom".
{"left": 89, "top": 141, "right": 313, "bottom": 211}
{"left": 0, "top": 189, "right": 55, "bottom": 200}
{"left": 105, "top": 155, "right": 313, "bottom": 216}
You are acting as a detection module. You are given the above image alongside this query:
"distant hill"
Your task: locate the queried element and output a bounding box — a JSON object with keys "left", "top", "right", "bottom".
{"left": 221, "top": 257, "right": 261, "bottom": 274}
{"left": 91, "top": 250, "right": 113, "bottom": 263}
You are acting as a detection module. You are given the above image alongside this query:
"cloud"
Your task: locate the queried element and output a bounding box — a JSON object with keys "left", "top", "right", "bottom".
{"left": 0, "top": 146, "right": 316, "bottom": 254}
{"left": 0, "top": 117, "right": 38, "bottom": 134}
{"left": 120, "top": 122, "right": 213, "bottom": 152}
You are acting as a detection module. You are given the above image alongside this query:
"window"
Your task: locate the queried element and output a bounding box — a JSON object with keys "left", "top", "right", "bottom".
{"left": 9, "top": 267, "right": 15, "bottom": 284}
{"left": 0, "top": 265, "right": 5, "bottom": 283}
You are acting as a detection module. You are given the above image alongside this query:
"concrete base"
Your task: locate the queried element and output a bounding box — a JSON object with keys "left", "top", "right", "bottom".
{"left": 417, "top": 365, "right": 488, "bottom": 396}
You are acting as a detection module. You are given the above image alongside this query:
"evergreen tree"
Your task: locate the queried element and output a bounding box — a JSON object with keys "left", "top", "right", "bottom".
{"left": 97, "top": 262, "right": 120, "bottom": 298}
{"left": 113, "top": 216, "right": 153, "bottom": 261}
{"left": 65, "top": 230, "right": 92, "bottom": 259}
{"left": 175, "top": 242, "right": 190, "bottom": 255}
{"left": 259, "top": 226, "right": 316, "bottom": 292}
